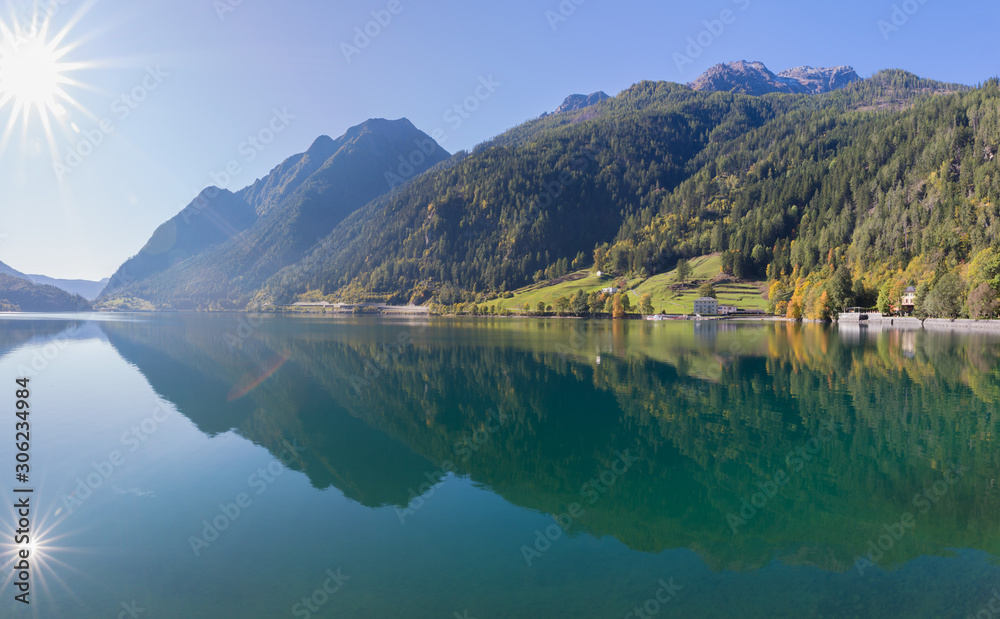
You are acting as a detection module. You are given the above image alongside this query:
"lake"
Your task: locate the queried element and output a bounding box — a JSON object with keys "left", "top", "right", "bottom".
{"left": 1, "top": 314, "right": 998, "bottom": 618}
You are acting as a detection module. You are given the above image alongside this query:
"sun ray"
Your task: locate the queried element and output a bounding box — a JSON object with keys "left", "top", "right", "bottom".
{"left": 0, "top": 478, "right": 110, "bottom": 613}
{"left": 0, "top": 1, "right": 96, "bottom": 158}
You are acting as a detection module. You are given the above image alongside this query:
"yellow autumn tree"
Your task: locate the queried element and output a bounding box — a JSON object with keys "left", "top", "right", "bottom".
{"left": 786, "top": 298, "right": 803, "bottom": 320}
{"left": 612, "top": 293, "right": 625, "bottom": 319}
{"left": 811, "top": 290, "right": 833, "bottom": 321}
{"left": 786, "top": 278, "right": 807, "bottom": 320}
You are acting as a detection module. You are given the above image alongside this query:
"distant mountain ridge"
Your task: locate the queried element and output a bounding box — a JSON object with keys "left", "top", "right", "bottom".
{"left": 0, "top": 260, "right": 107, "bottom": 301}
{"left": 101, "top": 118, "right": 450, "bottom": 309}
{"left": 94, "top": 62, "right": 990, "bottom": 314}
{"left": 101, "top": 187, "right": 258, "bottom": 297}
{"left": 688, "top": 61, "right": 861, "bottom": 95}
{"left": 0, "top": 261, "right": 25, "bottom": 280}
{"left": 554, "top": 92, "right": 610, "bottom": 114}
{"left": 238, "top": 135, "right": 339, "bottom": 216}
{"left": 255, "top": 67, "right": 988, "bottom": 306}
{"left": 0, "top": 269, "right": 91, "bottom": 311}
{"left": 777, "top": 65, "right": 861, "bottom": 94}
{"left": 23, "top": 274, "right": 109, "bottom": 301}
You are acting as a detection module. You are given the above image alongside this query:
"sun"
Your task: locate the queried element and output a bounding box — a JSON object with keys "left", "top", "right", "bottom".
{"left": 0, "top": 4, "right": 94, "bottom": 143}
{"left": 0, "top": 27, "right": 74, "bottom": 124}
{"left": 0, "top": 35, "right": 65, "bottom": 111}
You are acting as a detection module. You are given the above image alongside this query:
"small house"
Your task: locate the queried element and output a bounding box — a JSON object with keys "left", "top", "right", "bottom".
{"left": 900, "top": 286, "right": 916, "bottom": 315}
{"left": 693, "top": 297, "right": 719, "bottom": 316}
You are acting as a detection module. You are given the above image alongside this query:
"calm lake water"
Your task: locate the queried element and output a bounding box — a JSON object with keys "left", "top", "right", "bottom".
{"left": 1, "top": 314, "right": 999, "bottom": 618}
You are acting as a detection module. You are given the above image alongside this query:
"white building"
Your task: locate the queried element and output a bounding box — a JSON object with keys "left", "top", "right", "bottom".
{"left": 693, "top": 297, "right": 719, "bottom": 316}
{"left": 719, "top": 305, "right": 738, "bottom": 315}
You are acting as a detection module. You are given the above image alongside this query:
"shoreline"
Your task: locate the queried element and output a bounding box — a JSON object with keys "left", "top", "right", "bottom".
{"left": 9, "top": 308, "right": 1000, "bottom": 335}
{"left": 837, "top": 313, "right": 1000, "bottom": 334}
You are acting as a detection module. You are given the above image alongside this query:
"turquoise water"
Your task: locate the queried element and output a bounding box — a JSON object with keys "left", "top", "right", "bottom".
{"left": 1, "top": 314, "right": 999, "bottom": 618}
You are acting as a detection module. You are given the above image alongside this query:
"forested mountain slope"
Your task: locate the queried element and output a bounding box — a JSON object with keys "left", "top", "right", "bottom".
{"left": 99, "top": 66, "right": 994, "bottom": 318}
{"left": 101, "top": 118, "right": 449, "bottom": 309}
{"left": 260, "top": 70, "right": 982, "bottom": 309}
{"left": 604, "top": 73, "right": 998, "bottom": 318}
{"left": 0, "top": 273, "right": 91, "bottom": 311}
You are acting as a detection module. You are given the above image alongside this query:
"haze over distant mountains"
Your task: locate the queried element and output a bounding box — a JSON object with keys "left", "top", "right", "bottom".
{"left": 0, "top": 260, "right": 106, "bottom": 301}
{"left": 0, "top": 261, "right": 92, "bottom": 311}
{"left": 20, "top": 273, "right": 109, "bottom": 300}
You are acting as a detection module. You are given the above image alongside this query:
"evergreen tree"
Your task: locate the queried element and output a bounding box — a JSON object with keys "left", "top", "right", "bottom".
{"left": 676, "top": 259, "right": 692, "bottom": 282}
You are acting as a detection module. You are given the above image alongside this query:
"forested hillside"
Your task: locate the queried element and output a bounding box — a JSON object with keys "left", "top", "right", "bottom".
{"left": 603, "top": 72, "right": 998, "bottom": 319}
{"left": 99, "top": 65, "right": 998, "bottom": 320}
{"left": 261, "top": 86, "right": 790, "bottom": 304}
{"left": 0, "top": 273, "right": 91, "bottom": 311}
{"left": 260, "top": 70, "right": 991, "bottom": 319}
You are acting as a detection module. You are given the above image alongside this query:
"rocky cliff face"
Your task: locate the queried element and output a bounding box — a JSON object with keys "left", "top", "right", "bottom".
{"left": 776, "top": 65, "right": 861, "bottom": 94}
{"left": 554, "top": 91, "right": 610, "bottom": 113}
{"left": 689, "top": 61, "right": 860, "bottom": 95}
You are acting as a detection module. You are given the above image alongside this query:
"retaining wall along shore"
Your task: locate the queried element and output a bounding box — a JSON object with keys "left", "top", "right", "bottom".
{"left": 837, "top": 313, "right": 1000, "bottom": 332}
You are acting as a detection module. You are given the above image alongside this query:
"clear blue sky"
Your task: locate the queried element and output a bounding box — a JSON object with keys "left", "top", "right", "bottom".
{"left": 0, "top": 0, "right": 997, "bottom": 280}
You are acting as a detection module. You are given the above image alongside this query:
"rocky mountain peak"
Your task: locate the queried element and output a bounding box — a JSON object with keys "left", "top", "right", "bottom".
{"left": 689, "top": 61, "right": 860, "bottom": 95}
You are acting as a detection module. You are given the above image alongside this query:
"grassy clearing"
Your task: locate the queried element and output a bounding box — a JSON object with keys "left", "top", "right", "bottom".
{"left": 494, "top": 254, "right": 768, "bottom": 314}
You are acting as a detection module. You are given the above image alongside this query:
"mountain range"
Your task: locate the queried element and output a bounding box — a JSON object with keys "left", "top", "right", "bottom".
{"left": 0, "top": 263, "right": 92, "bottom": 311}
{"left": 0, "top": 261, "right": 107, "bottom": 301}
{"left": 101, "top": 118, "right": 449, "bottom": 309}
{"left": 688, "top": 61, "right": 861, "bottom": 95}
{"left": 90, "top": 61, "right": 996, "bottom": 316}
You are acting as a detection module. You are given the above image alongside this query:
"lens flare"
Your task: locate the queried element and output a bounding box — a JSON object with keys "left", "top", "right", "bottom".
{"left": 0, "top": 4, "right": 92, "bottom": 150}
{"left": 228, "top": 350, "right": 292, "bottom": 401}
{"left": 0, "top": 35, "right": 65, "bottom": 112}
